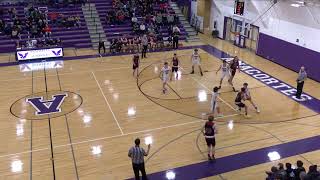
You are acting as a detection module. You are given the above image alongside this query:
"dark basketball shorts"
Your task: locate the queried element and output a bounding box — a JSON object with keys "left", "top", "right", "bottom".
{"left": 235, "top": 102, "right": 245, "bottom": 108}
{"left": 133, "top": 64, "right": 139, "bottom": 70}
{"left": 205, "top": 138, "right": 216, "bottom": 146}
{"left": 231, "top": 69, "right": 236, "bottom": 76}
{"left": 172, "top": 67, "right": 178, "bottom": 72}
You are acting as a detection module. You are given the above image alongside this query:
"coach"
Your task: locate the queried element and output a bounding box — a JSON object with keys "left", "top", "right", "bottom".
{"left": 128, "top": 138, "right": 151, "bottom": 180}
{"left": 296, "top": 66, "right": 307, "bottom": 99}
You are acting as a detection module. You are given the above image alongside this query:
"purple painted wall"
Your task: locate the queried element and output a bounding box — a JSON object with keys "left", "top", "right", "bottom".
{"left": 257, "top": 33, "right": 320, "bottom": 82}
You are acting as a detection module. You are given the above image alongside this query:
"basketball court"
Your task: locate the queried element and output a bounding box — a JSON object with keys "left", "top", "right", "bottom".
{"left": 0, "top": 38, "right": 319, "bottom": 180}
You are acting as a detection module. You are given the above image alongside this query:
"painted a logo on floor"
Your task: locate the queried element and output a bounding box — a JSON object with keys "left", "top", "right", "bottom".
{"left": 26, "top": 94, "right": 68, "bottom": 115}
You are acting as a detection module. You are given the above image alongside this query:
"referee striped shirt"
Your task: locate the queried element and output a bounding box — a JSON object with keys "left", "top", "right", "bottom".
{"left": 128, "top": 146, "right": 147, "bottom": 164}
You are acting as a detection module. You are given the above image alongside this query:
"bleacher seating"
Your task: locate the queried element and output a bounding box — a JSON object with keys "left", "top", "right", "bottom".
{"left": 91, "top": 0, "right": 188, "bottom": 42}
{"left": 0, "top": 3, "right": 91, "bottom": 53}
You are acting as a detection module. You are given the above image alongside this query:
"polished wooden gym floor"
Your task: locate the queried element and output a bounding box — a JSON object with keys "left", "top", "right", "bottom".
{"left": 0, "top": 37, "right": 320, "bottom": 180}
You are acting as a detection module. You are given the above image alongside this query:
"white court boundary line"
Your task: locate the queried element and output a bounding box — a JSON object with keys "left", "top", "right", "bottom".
{"left": 91, "top": 71, "right": 124, "bottom": 135}
{"left": 0, "top": 113, "right": 238, "bottom": 159}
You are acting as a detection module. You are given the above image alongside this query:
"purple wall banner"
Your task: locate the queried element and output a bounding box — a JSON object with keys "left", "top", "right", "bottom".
{"left": 257, "top": 33, "right": 320, "bottom": 83}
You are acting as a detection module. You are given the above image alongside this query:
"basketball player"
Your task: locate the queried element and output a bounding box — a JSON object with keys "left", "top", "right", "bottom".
{"left": 216, "top": 60, "right": 236, "bottom": 92}
{"left": 235, "top": 88, "right": 249, "bottom": 118}
{"left": 190, "top": 49, "right": 203, "bottom": 76}
{"left": 170, "top": 53, "right": 180, "bottom": 81}
{"left": 228, "top": 56, "right": 240, "bottom": 88}
{"left": 243, "top": 83, "right": 260, "bottom": 113}
{"left": 209, "top": 87, "right": 223, "bottom": 117}
{"left": 132, "top": 54, "right": 140, "bottom": 78}
{"left": 203, "top": 115, "right": 217, "bottom": 160}
{"left": 160, "top": 62, "right": 171, "bottom": 94}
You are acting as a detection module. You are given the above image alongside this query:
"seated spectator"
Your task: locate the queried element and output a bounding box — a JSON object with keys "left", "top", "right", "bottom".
{"left": 48, "top": 12, "right": 58, "bottom": 24}
{"left": 75, "top": 16, "right": 81, "bottom": 27}
{"left": 110, "top": 39, "right": 117, "bottom": 53}
{"left": 43, "top": 24, "right": 52, "bottom": 37}
{"left": 120, "top": 35, "right": 128, "bottom": 52}
{"left": 128, "top": 37, "right": 134, "bottom": 52}
{"left": 11, "top": 28, "right": 19, "bottom": 39}
{"left": 156, "top": 13, "right": 162, "bottom": 27}
{"left": 0, "top": 19, "right": 5, "bottom": 32}
{"left": 131, "top": 16, "right": 138, "bottom": 26}
{"left": 162, "top": 13, "right": 168, "bottom": 25}
{"left": 294, "top": 160, "right": 306, "bottom": 179}
{"left": 140, "top": 22, "right": 146, "bottom": 35}
{"left": 167, "top": 13, "right": 174, "bottom": 25}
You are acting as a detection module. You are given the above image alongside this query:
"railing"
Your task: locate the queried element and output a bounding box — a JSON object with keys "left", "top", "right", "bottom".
{"left": 85, "top": 2, "right": 103, "bottom": 42}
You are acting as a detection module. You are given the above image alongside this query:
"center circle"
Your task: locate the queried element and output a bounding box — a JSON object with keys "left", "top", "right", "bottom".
{"left": 10, "top": 90, "right": 83, "bottom": 120}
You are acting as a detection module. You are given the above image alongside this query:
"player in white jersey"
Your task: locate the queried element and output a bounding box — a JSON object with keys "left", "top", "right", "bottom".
{"left": 190, "top": 49, "right": 203, "bottom": 76}
{"left": 160, "top": 62, "right": 171, "bottom": 94}
{"left": 216, "top": 60, "right": 236, "bottom": 91}
{"left": 209, "top": 87, "right": 223, "bottom": 117}
{"left": 243, "top": 83, "right": 260, "bottom": 113}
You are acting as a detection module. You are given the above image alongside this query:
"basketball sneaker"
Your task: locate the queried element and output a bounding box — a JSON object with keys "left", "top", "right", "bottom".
{"left": 255, "top": 107, "right": 260, "bottom": 113}
{"left": 217, "top": 114, "right": 224, "bottom": 117}
{"left": 244, "top": 114, "right": 251, "bottom": 118}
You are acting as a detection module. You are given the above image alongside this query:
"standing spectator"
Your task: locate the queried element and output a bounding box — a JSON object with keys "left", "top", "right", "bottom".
{"left": 307, "top": 165, "right": 320, "bottom": 179}
{"left": 295, "top": 66, "right": 307, "bottom": 99}
{"left": 285, "top": 163, "right": 295, "bottom": 179}
{"left": 128, "top": 138, "right": 150, "bottom": 180}
{"left": 172, "top": 25, "right": 180, "bottom": 49}
{"left": 294, "top": 160, "right": 306, "bottom": 179}
{"left": 266, "top": 166, "right": 279, "bottom": 180}
{"left": 141, "top": 34, "right": 148, "bottom": 58}
{"left": 202, "top": 115, "right": 217, "bottom": 160}
{"left": 98, "top": 40, "right": 106, "bottom": 54}
{"left": 277, "top": 163, "right": 287, "bottom": 179}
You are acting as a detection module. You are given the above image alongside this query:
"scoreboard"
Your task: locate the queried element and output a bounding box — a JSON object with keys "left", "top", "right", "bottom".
{"left": 234, "top": 0, "right": 245, "bottom": 16}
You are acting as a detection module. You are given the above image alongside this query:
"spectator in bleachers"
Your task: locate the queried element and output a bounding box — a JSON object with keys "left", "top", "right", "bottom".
{"left": 139, "top": 22, "right": 146, "bottom": 35}
{"left": 0, "top": 19, "right": 5, "bottom": 32}
{"left": 156, "top": 13, "right": 162, "bottom": 27}
{"left": 131, "top": 15, "right": 138, "bottom": 26}
{"left": 121, "top": 35, "right": 128, "bottom": 52}
{"left": 110, "top": 39, "right": 117, "bottom": 53}
{"left": 43, "top": 24, "right": 52, "bottom": 37}
{"left": 11, "top": 28, "right": 19, "bottom": 39}
{"left": 167, "top": 13, "right": 174, "bottom": 25}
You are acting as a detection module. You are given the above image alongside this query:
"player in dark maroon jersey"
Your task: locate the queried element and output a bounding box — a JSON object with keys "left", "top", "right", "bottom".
{"left": 202, "top": 116, "right": 217, "bottom": 160}
{"left": 170, "top": 53, "right": 180, "bottom": 81}
{"left": 132, "top": 54, "right": 140, "bottom": 78}
{"left": 228, "top": 56, "right": 240, "bottom": 91}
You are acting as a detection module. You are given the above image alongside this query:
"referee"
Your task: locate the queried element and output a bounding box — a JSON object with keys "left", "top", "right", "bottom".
{"left": 296, "top": 66, "right": 307, "bottom": 99}
{"left": 128, "top": 138, "right": 151, "bottom": 180}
